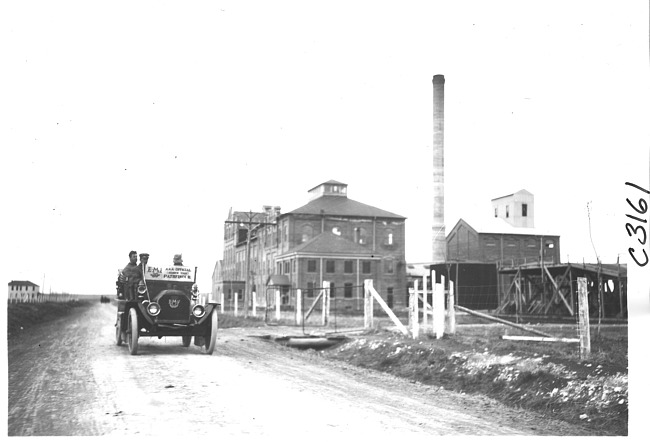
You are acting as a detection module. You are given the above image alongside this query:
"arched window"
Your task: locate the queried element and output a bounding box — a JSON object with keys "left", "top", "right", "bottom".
{"left": 354, "top": 227, "right": 367, "bottom": 244}
{"left": 384, "top": 229, "right": 394, "bottom": 245}
{"left": 301, "top": 225, "right": 313, "bottom": 243}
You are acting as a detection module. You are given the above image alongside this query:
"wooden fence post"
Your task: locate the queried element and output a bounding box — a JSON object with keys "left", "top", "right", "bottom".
{"left": 364, "top": 279, "right": 374, "bottom": 329}
{"left": 252, "top": 291, "right": 257, "bottom": 317}
{"left": 446, "top": 280, "right": 456, "bottom": 334}
{"left": 410, "top": 279, "right": 419, "bottom": 339}
{"left": 322, "top": 281, "right": 330, "bottom": 326}
{"left": 422, "top": 273, "right": 428, "bottom": 334}
{"left": 275, "top": 289, "right": 281, "bottom": 321}
{"left": 234, "top": 292, "right": 238, "bottom": 316}
{"left": 434, "top": 281, "right": 445, "bottom": 339}
{"left": 578, "top": 277, "right": 591, "bottom": 359}
{"left": 296, "top": 289, "right": 302, "bottom": 325}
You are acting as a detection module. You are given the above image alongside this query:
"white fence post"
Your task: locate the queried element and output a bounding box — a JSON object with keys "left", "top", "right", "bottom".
{"left": 220, "top": 292, "right": 225, "bottom": 314}
{"left": 578, "top": 277, "right": 591, "bottom": 359}
{"left": 364, "top": 280, "right": 374, "bottom": 329}
{"left": 446, "top": 280, "right": 456, "bottom": 334}
{"left": 434, "top": 281, "right": 445, "bottom": 339}
{"left": 322, "top": 281, "right": 330, "bottom": 326}
{"left": 410, "top": 279, "right": 419, "bottom": 339}
{"left": 234, "top": 292, "right": 238, "bottom": 316}
{"left": 252, "top": 291, "right": 257, "bottom": 317}
{"left": 296, "top": 289, "right": 302, "bottom": 325}
{"left": 422, "top": 273, "right": 428, "bottom": 334}
{"left": 275, "top": 289, "right": 281, "bottom": 321}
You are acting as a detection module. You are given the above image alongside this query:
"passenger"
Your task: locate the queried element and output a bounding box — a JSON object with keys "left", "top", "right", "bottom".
{"left": 137, "top": 253, "right": 150, "bottom": 281}
{"left": 121, "top": 250, "right": 139, "bottom": 300}
{"left": 173, "top": 253, "right": 183, "bottom": 266}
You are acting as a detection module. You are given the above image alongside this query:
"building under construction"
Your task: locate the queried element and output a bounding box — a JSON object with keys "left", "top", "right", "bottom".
{"left": 420, "top": 75, "right": 627, "bottom": 319}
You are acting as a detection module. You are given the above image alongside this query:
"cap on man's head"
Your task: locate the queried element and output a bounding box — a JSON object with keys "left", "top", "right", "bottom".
{"left": 139, "top": 253, "right": 149, "bottom": 259}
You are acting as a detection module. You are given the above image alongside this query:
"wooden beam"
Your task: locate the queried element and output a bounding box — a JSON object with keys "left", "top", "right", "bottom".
{"left": 501, "top": 336, "right": 580, "bottom": 343}
{"left": 455, "top": 305, "right": 554, "bottom": 338}
{"left": 544, "top": 265, "right": 573, "bottom": 315}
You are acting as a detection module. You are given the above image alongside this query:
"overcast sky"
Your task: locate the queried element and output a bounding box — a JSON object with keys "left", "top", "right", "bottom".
{"left": 2, "top": 1, "right": 648, "bottom": 297}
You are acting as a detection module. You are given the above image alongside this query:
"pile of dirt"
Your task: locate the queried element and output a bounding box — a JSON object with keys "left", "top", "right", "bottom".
{"left": 320, "top": 328, "right": 628, "bottom": 436}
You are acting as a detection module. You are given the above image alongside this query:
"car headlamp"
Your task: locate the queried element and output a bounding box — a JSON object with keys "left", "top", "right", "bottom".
{"left": 192, "top": 304, "right": 206, "bottom": 318}
{"left": 147, "top": 302, "right": 161, "bottom": 316}
{"left": 137, "top": 283, "right": 148, "bottom": 295}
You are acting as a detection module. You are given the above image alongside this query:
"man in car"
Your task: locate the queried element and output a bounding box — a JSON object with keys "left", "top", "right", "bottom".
{"left": 173, "top": 253, "right": 183, "bottom": 266}
{"left": 121, "top": 250, "right": 139, "bottom": 300}
{"left": 136, "top": 252, "right": 150, "bottom": 282}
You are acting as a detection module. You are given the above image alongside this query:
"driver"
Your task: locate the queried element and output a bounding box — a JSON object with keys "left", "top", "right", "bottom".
{"left": 121, "top": 250, "right": 139, "bottom": 300}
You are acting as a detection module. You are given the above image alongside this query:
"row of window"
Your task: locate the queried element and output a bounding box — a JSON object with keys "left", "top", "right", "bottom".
{"left": 278, "top": 259, "right": 394, "bottom": 275}
{"left": 9, "top": 285, "right": 36, "bottom": 291}
{"left": 494, "top": 203, "right": 528, "bottom": 218}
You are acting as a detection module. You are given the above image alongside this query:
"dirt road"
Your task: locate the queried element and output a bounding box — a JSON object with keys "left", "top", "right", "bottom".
{"left": 7, "top": 302, "right": 588, "bottom": 436}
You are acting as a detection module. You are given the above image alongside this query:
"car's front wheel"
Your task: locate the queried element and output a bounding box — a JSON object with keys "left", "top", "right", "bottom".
{"left": 115, "top": 313, "right": 123, "bottom": 346}
{"left": 127, "top": 308, "right": 139, "bottom": 355}
{"left": 204, "top": 311, "right": 218, "bottom": 355}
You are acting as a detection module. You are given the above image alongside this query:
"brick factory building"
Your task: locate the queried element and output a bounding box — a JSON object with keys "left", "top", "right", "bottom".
{"left": 212, "top": 180, "right": 408, "bottom": 311}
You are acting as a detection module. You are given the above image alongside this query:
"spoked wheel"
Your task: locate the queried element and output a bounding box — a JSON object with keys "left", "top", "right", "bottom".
{"left": 181, "top": 335, "right": 192, "bottom": 347}
{"left": 115, "top": 313, "right": 123, "bottom": 346}
{"left": 204, "top": 311, "right": 218, "bottom": 355}
{"left": 126, "top": 308, "right": 139, "bottom": 355}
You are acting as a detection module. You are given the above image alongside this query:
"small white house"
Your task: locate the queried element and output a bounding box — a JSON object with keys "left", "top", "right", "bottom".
{"left": 7, "top": 280, "right": 40, "bottom": 303}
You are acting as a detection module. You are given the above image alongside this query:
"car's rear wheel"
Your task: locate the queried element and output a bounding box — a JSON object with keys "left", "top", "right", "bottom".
{"left": 115, "top": 315, "right": 123, "bottom": 346}
{"left": 127, "top": 308, "right": 139, "bottom": 355}
{"left": 204, "top": 311, "right": 218, "bottom": 355}
{"left": 181, "top": 335, "right": 192, "bottom": 347}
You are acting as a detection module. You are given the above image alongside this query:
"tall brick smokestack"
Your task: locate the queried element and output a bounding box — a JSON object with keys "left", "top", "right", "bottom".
{"left": 432, "top": 74, "right": 446, "bottom": 263}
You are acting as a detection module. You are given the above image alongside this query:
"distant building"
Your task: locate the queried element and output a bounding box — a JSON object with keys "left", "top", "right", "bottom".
{"left": 7, "top": 280, "right": 40, "bottom": 303}
{"left": 491, "top": 189, "right": 535, "bottom": 228}
{"left": 446, "top": 217, "right": 560, "bottom": 266}
{"left": 418, "top": 190, "right": 561, "bottom": 311}
{"left": 213, "top": 180, "right": 408, "bottom": 310}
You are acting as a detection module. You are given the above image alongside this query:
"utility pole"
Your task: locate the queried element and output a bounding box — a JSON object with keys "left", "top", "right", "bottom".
{"left": 224, "top": 210, "right": 276, "bottom": 317}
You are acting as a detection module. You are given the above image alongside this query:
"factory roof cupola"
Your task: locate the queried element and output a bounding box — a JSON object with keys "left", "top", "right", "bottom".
{"left": 308, "top": 180, "right": 348, "bottom": 201}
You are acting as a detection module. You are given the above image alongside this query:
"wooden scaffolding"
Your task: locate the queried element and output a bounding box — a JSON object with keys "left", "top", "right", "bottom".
{"left": 495, "top": 261, "right": 627, "bottom": 319}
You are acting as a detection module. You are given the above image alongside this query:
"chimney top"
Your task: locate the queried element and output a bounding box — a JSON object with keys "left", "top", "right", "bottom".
{"left": 432, "top": 74, "right": 445, "bottom": 84}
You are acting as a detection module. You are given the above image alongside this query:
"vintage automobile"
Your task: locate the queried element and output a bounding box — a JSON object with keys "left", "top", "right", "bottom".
{"left": 115, "top": 263, "right": 218, "bottom": 355}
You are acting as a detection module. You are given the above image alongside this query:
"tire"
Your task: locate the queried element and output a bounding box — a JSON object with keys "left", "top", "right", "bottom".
{"left": 127, "top": 308, "right": 139, "bottom": 355}
{"left": 181, "top": 335, "right": 192, "bottom": 347}
{"left": 115, "top": 313, "right": 123, "bottom": 346}
{"left": 204, "top": 311, "right": 218, "bottom": 355}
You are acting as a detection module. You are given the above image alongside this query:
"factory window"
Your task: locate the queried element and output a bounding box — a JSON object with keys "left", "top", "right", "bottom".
{"left": 301, "top": 225, "right": 313, "bottom": 243}
{"left": 362, "top": 261, "right": 371, "bottom": 274}
{"left": 344, "top": 260, "right": 353, "bottom": 273}
{"left": 307, "top": 259, "right": 317, "bottom": 272}
{"left": 332, "top": 226, "right": 342, "bottom": 236}
{"left": 522, "top": 204, "right": 528, "bottom": 217}
{"left": 384, "top": 258, "right": 394, "bottom": 274}
{"left": 344, "top": 283, "right": 353, "bottom": 298}
{"left": 306, "top": 281, "right": 314, "bottom": 297}
{"left": 326, "top": 260, "right": 335, "bottom": 273}
{"left": 494, "top": 208, "right": 498, "bottom": 218}
{"left": 384, "top": 229, "right": 394, "bottom": 245}
{"left": 506, "top": 205, "right": 510, "bottom": 218}
{"left": 329, "top": 282, "right": 336, "bottom": 298}
{"left": 354, "top": 227, "right": 367, "bottom": 244}
{"left": 387, "top": 287, "right": 394, "bottom": 308}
